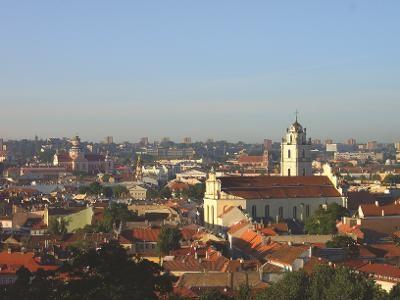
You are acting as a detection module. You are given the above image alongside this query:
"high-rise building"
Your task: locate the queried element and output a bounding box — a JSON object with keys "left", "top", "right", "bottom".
{"left": 367, "top": 141, "right": 378, "bottom": 150}
{"left": 263, "top": 139, "right": 272, "bottom": 151}
{"left": 183, "top": 137, "right": 192, "bottom": 144}
{"left": 105, "top": 136, "right": 114, "bottom": 144}
{"left": 281, "top": 117, "right": 312, "bottom": 176}
{"left": 347, "top": 138, "right": 356, "bottom": 145}
{"left": 140, "top": 137, "right": 149, "bottom": 146}
{"left": 312, "top": 139, "right": 321, "bottom": 145}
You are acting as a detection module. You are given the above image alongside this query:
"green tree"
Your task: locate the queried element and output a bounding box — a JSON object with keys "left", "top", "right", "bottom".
{"left": 389, "top": 283, "right": 400, "bottom": 300}
{"left": 48, "top": 217, "right": 69, "bottom": 235}
{"left": 326, "top": 235, "right": 359, "bottom": 258}
{"left": 160, "top": 187, "right": 172, "bottom": 199}
{"left": 157, "top": 226, "right": 182, "bottom": 256}
{"left": 305, "top": 203, "right": 349, "bottom": 234}
{"left": 88, "top": 182, "right": 102, "bottom": 195}
{"left": 258, "top": 270, "right": 309, "bottom": 300}
{"left": 112, "top": 185, "right": 129, "bottom": 198}
{"left": 102, "top": 202, "right": 136, "bottom": 231}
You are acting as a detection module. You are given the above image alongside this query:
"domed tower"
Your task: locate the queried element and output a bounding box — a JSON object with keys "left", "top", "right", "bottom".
{"left": 69, "top": 135, "right": 84, "bottom": 160}
{"left": 281, "top": 114, "right": 312, "bottom": 176}
{"left": 134, "top": 155, "right": 143, "bottom": 181}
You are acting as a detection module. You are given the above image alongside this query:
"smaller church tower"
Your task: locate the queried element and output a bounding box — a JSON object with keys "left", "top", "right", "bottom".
{"left": 134, "top": 155, "right": 143, "bottom": 181}
{"left": 281, "top": 114, "right": 312, "bottom": 176}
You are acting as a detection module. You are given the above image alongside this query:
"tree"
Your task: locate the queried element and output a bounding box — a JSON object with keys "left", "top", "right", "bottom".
{"left": 383, "top": 174, "right": 400, "bottom": 185}
{"left": 199, "top": 289, "right": 232, "bottom": 300}
{"left": 112, "top": 185, "right": 129, "bottom": 198}
{"left": 102, "top": 202, "right": 136, "bottom": 231}
{"left": 160, "top": 187, "right": 172, "bottom": 199}
{"left": 88, "top": 182, "right": 102, "bottom": 195}
{"left": 48, "top": 217, "right": 69, "bottom": 235}
{"left": 389, "top": 283, "right": 400, "bottom": 300}
{"left": 305, "top": 203, "right": 349, "bottom": 234}
{"left": 326, "top": 235, "right": 359, "bottom": 258}
{"left": 157, "top": 226, "right": 182, "bottom": 256}
{"left": 258, "top": 270, "right": 309, "bottom": 300}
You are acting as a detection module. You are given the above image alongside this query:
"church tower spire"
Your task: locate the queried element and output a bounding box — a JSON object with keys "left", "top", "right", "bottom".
{"left": 280, "top": 115, "right": 312, "bottom": 176}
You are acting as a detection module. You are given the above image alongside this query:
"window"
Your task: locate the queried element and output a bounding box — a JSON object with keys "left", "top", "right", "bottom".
{"left": 288, "top": 169, "right": 291, "bottom": 176}
{"left": 303, "top": 168, "right": 306, "bottom": 176}
{"left": 302, "top": 149, "right": 305, "bottom": 158}
{"left": 252, "top": 205, "right": 257, "bottom": 218}
{"left": 278, "top": 206, "right": 283, "bottom": 219}
{"left": 288, "top": 149, "right": 291, "bottom": 158}
{"left": 265, "top": 205, "right": 270, "bottom": 218}
{"left": 306, "top": 205, "right": 310, "bottom": 218}
{"left": 290, "top": 135, "right": 293, "bottom": 143}
{"left": 293, "top": 206, "right": 297, "bottom": 219}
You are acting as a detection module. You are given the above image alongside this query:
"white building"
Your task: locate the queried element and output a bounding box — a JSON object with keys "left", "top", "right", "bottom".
{"left": 280, "top": 118, "right": 312, "bottom": 176}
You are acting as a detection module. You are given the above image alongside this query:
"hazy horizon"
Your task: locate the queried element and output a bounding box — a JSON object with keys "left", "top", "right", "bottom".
{"left": 1, "top": 1, "right": 399, "bottom": 143}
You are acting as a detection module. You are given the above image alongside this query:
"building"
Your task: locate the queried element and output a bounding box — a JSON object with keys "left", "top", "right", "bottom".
{"left": 367, "top": 141, "right": 378, "bottom": 150}
{"left": 236, "top": 151, "right": 270, "bottom": 173}
{"left": 263, "top": 139, "right": 272, "bottom": 151}
{"left": 140, "top": 137, "right": 149, "bottom": 146}
{"left": 347, "top": 138, "right": 357, "bottom": 145}
{"left": 53, "top": 136, "right": 113, "bottom": 174}
{"left": 280, "top": 118, "right": 312, "bottom": 176}
{"left": 104, "top": 136, "right": 113, "bottom": 144}
{"left": 183, "top": 137, "right": 192, "bottom": 144}
{"left": 203, "top": 170, "right": 344, "bottom": 228}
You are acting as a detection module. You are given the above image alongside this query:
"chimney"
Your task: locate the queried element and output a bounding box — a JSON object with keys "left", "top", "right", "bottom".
{"left": 375, "top": 201, "right": 379, "bottom": 207}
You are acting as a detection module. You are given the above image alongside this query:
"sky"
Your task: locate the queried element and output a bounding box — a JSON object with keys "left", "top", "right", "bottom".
{"left": 0, "top": 1, "right": 399, "bottom": 143}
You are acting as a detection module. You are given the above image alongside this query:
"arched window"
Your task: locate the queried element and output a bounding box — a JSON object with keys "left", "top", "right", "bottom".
{"left": 303, "top": 168, "right": 306, "bottom": 176}
{"left": 251, "top": 205, "right": 257, "bottom": 218}
{"left": 293, "top": 206, "right": 297, "bottom": 219}
{"left": 288, "top": 149, "right": 291, "bottom": 158}
{"left": 306, "top": 205, "right": 310, "bottom": 218}
{"left": 288, "top": 169, "right": 291, "bottom": 176}
{"left": 265, "top": 205, "right": 270, "bottom": 218}
{"left": 278, "top": 206, "right": 283, "bottom": 219}
{"left": 290, "top": 135, "right": 293, "bottom": 143}
{"left": 302, "top": 149, "right": 305, "bottom": 158}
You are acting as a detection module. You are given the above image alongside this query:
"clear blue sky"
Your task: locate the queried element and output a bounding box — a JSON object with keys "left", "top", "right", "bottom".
{"left": 0, "top": 1, "right": 399, "bottom": 143}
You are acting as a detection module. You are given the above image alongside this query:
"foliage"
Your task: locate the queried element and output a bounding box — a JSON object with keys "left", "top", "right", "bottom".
{"left": 160, "top": 187, "right": 172, "bottom": 199}
{"left": 0, "top": 242, "right": 173, "bottom": 300}
{"left": 48, "top": 217, "right": 69, "bottom": 235}
{"left": 102, "top": 202, "right": 136, "bottom": 231}
{"left": 182, "top": 183, "right": 205, "bottom": 200}
{"left": 383, "top": 174, "right": 400, "bottom": 185}
{"left": 326, "top": 235, "right": 359, "bottom": 258}
{"left": 78, "top": 183, "right": 128, "bottom": 198}
{"left": 157, "top": 226, "right": 182, "bottom": 256}
{"left": 199, "top": 289, "right": 233, "bottom": 300}
{"left": 305, "top": 203, "right": 349, "bottom": 234}
{"left": 257, "top": 265, "right": 388, "bottom": 300}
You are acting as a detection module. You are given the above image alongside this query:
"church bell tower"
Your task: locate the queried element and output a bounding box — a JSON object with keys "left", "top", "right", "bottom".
{"left": 281, "top": 113, "right": 312, "bottom": 176}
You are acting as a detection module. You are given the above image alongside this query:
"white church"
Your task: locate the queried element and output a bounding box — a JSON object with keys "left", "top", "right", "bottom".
{"left": 203, "top": 118, "right": 345, "bottom": 228}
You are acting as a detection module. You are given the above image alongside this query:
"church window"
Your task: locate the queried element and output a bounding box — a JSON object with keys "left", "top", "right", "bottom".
{"left": 293, "top": 206, "right": 297, "bottom": 219}
{"left": 278, "top": 206, "right": 283, "bottom": 219}
{"left": 306, "top": 205, "right": 310, "bottom": 217}
{"left": 251, "top": 205, "right": 257, "bottom": 218}
{"left": 290, "top": 135, "right": 293, "bottom": 143}
{"left": 265, "top": 205, "right": 270, "bottom": 218}
{"left": 303, "top": 168, "right": 306, "bottom": 176}
{"left": 288, "top": 150, "right": 291, "bottom": 158}
{"left": 288, "top": 169, "right": 291, "bottom": 176}
{"left": 302, "top": 149, "right": 305, "bottom": 158}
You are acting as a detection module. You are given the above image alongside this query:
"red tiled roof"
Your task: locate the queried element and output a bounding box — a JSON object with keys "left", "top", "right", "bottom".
{"left": 358, "top": 263, "right": 400, "bottom": 282}
{"left": 238, "top": 156, "right": 264, "bottom": 164}
{"left": 267, "top": 244, "right": 309, "bottom": 266}
{"left": 56, "top": 153, "right": 72, "bottom": 163}
{"left": 220, "top": 176, "right": 341, "bottom": 199}
{"left": 121, "top": 228, "right": 161, "bottom": 242}
{"left": 227, "top": 220, "right": 250, "bottom": 235}
{"left": 0, "top": 252, "right": 58, "bottom": 274}
{"left": 360, "top": 203, "right": 400, "bottom": 217}
{"left": 85, "top": 154, "right": 105, "bottom": 162}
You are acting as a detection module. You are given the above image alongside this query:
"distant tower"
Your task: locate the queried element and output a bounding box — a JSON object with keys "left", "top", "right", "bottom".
{"left": 69, "top": 135, "right": 84, "bottom": 160}
{"left": 135, "top": 155, "right": 143, "bottom": 181}
{"left": 281, "top": 113, "right": 312, "bottom": 176}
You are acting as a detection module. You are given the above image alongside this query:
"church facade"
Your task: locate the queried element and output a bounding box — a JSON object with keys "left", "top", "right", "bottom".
{"left": 203, "top": 118, "right": 345, "bottom": 228}
{"left": 53, "top": 136, "right": 113, "bottom": 174}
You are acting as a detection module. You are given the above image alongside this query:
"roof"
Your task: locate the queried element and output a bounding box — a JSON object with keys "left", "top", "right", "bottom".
{"left": 360, "top": 203, "right": 400, "bottom": 217}
{"left": 121, "top": 228, "right": 161, "bottom": 242}
{"left": 238, "top": 155, "right": 264, "bottom": 164}
{"left": 267, "top": 244, "right": 309, "bottom": 266}
{"left": 0, "top": 252, "right": 59, "bottom": 274}
{"left": 219, "top": 176, "right": 341, "bottom": 199}
{"left": 358, "top": 263, "right": 400, "bottom": 282}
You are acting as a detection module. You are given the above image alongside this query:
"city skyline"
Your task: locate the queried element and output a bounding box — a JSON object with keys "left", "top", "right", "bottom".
{"left": 1, "top": 1, "right": 400, "bottom": 141}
